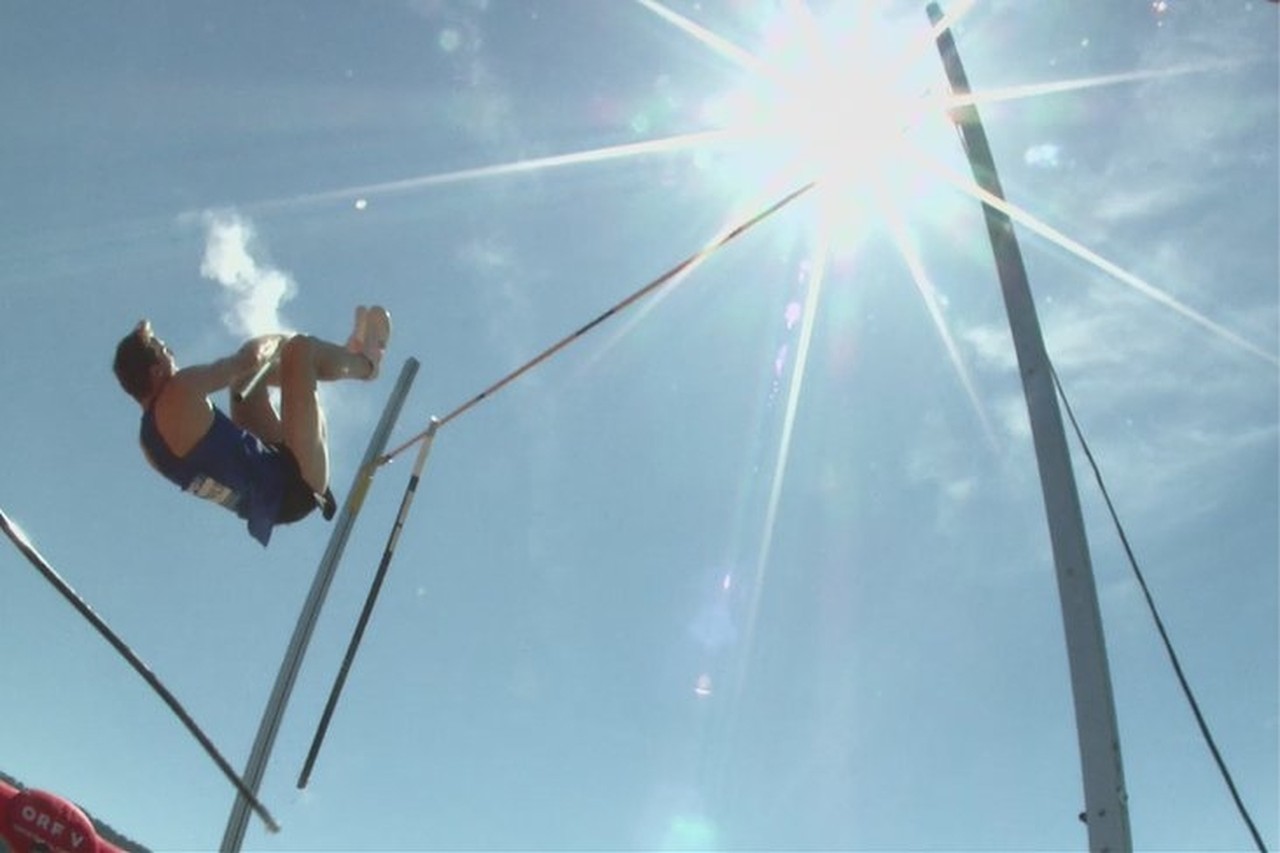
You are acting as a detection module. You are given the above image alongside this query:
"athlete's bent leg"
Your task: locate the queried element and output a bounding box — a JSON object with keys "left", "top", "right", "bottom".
{"left": 279, "top": 335, "right": 331, "bottom": 495}
{"left": 230, "top": 375, "right": 285, "bottom": 445}
{"left": 278, "top": 333, "right": 379, "bottom": 494}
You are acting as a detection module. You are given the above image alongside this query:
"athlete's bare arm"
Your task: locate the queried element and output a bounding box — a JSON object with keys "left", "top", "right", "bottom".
{"left": 174, "top": 337, "right": 284, "bottom": 397}
{"left": 155, "top": 338, "right": 282, "bottom": 455}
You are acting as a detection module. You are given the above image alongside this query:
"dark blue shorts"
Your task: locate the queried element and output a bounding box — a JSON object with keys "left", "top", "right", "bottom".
{"left": 272, "top": 444, "right": 334, "bottom": 524}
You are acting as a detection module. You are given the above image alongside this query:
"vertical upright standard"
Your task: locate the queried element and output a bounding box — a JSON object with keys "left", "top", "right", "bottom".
{"left": 220, "top": 358, "right": 420, "bottom": 853}
{"left": 927, "top": 5, "right": 1132, "bottom": 850}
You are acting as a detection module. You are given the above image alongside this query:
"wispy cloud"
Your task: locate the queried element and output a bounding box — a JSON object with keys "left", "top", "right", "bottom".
{"left": 958, "top": 275, "right": 1274, "bottom": 527}
{"left": 193, "top": 210, "right": 383, "bottom": 449}
{"left": 1024, "top": 143, "right": 1062, "bottom": 170}
{"left": 199, "top": 211, "right": 296, "bottom": 337}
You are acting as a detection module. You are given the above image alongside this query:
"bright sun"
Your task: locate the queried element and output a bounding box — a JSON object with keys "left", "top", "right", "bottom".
{"left": 697, "top": 3, "right": 955, "bottom": 244}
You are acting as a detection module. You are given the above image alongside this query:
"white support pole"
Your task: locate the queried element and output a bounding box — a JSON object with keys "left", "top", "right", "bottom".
{"left": 927, "top": 5, "right": 1132, "bottom": 850}
{"left": 220, "top": 358, "right": 420, "bottom": 853}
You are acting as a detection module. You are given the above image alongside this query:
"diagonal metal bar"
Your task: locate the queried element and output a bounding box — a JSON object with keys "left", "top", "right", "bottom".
{"left": 220, "top": 358, "right": 420, "bottom": 852}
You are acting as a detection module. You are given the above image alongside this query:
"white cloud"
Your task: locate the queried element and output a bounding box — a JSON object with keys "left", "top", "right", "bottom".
{"left": 199, "top": 211, "right": 297, "bottom": 338}
{"left": 194, "top": 213, "right": 384, "bottom": 456}
{"left": 955, "top": 273, "right": 1275, "bottom": 528}
{"left": 963, "top": 323, "right": 1015, "bottom": 372}
{"left": 1091, "top": 184, "right": 1193, "bottom": 225}
{"left": 1024, "top": 143, "right": 1062, "bottom": 169}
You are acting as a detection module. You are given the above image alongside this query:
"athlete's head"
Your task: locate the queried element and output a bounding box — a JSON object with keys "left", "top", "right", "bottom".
{"left": 113, "top": 319, "right": 173, "bottom": 403}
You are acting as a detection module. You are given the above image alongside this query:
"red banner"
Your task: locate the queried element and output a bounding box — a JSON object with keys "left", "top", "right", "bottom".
{"left": 0, "top": 780, "right": 127, "bottom": 853}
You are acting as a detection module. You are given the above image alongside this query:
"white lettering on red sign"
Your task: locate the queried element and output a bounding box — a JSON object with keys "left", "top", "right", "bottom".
{"left": 16, "top": 802, "right": 88, "bottom": 848}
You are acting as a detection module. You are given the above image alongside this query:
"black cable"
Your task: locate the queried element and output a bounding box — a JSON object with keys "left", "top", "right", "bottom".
{"left": 1048, "top": 366, "right": 1268, "bottom": 852}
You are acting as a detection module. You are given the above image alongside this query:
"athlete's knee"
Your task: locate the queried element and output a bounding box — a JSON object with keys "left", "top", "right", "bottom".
{"left": 280, "top": 334, "right": 318, "bottom": 370}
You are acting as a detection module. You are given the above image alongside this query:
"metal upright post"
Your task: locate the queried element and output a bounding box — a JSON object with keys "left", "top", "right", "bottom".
{"left": 220, "top": 358, "right": 420, "bottom": 853}
{"left": 926, "top": 5, "right": 1132, "bottom": 850}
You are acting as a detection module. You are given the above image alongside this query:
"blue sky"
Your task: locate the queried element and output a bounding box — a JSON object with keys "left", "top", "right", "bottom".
{"left": 1, "top": 1, "right": 1276, "bottom": 850}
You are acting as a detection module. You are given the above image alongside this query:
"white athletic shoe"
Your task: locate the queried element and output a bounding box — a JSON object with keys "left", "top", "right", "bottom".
{"left": 347, "top": 304, "right": 391, "bottom": 379}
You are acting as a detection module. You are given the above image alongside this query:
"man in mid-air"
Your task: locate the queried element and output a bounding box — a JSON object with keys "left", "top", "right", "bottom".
{"left": 112, "top": 306, "right": 391, "bottom": 546}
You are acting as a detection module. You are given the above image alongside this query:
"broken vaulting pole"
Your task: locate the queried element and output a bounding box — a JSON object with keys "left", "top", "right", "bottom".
{"left": 927, "top": 5, "right": 1132, "bottom": 850}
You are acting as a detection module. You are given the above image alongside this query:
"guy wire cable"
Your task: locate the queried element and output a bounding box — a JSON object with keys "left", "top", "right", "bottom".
{"left": 1049, "top": 365, "right": 1268, "bottom": 852}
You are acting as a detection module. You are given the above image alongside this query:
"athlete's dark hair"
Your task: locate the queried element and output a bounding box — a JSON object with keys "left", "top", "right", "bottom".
{"left": 113, "top": 326, "right": 159, "bottom": 403}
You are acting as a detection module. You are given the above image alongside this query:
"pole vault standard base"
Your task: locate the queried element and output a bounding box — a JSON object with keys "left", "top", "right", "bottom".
{"left": 220, "top": 358, "right": 420, "bottom": 853}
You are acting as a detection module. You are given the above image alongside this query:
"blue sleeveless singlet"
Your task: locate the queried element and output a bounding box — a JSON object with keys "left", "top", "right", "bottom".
{"left": 140, "top": 405, "right": 289, "bottom": 546}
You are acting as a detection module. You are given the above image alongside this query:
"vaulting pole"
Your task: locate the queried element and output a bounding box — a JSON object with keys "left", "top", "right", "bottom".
{"left": 220, "top": 358, "right": 420, "bottom": 853}
{"left": 927, "top": 5, "right": 1132, "bottom": 850}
